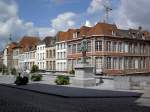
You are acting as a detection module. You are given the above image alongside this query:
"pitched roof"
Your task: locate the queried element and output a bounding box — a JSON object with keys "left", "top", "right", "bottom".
{"left": 56, "top": 31, "right": 69, "bottom": 42}
{"left": 56, "top": 22, "right": 150, "bottom": 42}
{"left": 87, "top": 22, "right": 117, "bottom": 36}
{"left": 19, "top": 36, "right": 41, "bottom": 52}
{"left": 41, "top": 36, "right": 56, "bottom": 47}
{"left": 7, "top": 42, "right": 18, "bottom": 55}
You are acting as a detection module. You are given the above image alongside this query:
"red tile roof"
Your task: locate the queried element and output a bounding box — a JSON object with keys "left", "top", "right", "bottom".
{"left": 19, "top": 36, "right": 41, "bottom": 52}
{"left": 87, "top": 22, "right": 117, "bottom": 36}
{"left": 56, "top": 22, "right": 118, "bottom": 42}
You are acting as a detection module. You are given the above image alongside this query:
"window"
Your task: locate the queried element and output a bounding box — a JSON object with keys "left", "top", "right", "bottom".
{"left": 73, "top": 32, "right": 80, "bottom": 38}
{"left": 113, "top": 57, "right": 117, "bottom": 69}
{"left": 46, "top": 51, "right": 48, "bottom": 58}
{"left": 96, "top": 57, "right": 103, "bottom": 69}
{"left": 129, "top": 43, "right": 132, "bottom": 53}
{"left": 107, "top": 57, "right": 111, "bottom": 69}
{"left": 124, "top": 42, "right": 129, "bottom": 53}
{"left": 77, "top": 43, "right": 81, "bottom": 53}
{"left": 106, "top": 41, "right": 111, "bottom": 51}
{"left": 95, "top": 40, "right": 102, "bottom": 51}
{"left": 112, "top": 42, "right": 117, "bottom": 52}
{"left": 112, "top": 30, "right": 116, "bottom": 36}
{"left": 68, "top": 45, "right": 72, "bottom": 54}
{"left": 73, "top": 33, "right": 76, "bottom": 38}
{"left": 118, "top": 42, "right": 122, "bottom": 52}
{"left": 87, "top": 41, "right": 91, "bottom": 52}
{"left": 72, "top": 44, "right": 76, "bottom": 53}
{"left": 118, "top": 58, "right": 123, "bottom": 70}
{"left": 53, "top": 50, "right": 55, "bottom": 58}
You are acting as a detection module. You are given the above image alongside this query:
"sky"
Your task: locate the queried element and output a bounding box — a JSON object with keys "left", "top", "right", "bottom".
{"left": 0, "top": 0, "right": 150, "bottom": 49}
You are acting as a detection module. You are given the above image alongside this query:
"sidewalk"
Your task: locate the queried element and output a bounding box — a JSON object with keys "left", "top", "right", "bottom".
{"left": 0, "top": 74, "right": 150, "bottom": 98}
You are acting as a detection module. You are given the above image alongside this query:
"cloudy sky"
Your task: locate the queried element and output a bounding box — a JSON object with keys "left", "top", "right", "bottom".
{"left": 0, "top": 0, "right": 150, "bottom": 49}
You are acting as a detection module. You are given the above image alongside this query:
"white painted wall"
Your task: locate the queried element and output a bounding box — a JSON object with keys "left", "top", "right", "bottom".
{"left": 56, "top": 42, "right": 67, "bottom": 72}
{"left": 36, "top": 44, "right": 46, "bottom": 70}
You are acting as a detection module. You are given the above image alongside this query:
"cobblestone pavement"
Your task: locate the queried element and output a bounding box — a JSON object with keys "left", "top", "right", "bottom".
{"left": 0, "top": 85, "right": 150, "bottom": 112}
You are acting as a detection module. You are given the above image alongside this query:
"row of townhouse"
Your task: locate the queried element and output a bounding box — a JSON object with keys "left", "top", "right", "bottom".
{"left": 2, "top": 22, "right": 150, "bottom": 75}
{"left": 3, "top": 36, "right": 56, "bottom": 72}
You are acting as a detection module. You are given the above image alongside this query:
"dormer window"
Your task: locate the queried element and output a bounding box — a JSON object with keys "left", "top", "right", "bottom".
{"left": 112, "top": 30, "right": 116, "bottom": 36}
{"left": 73, "top": 32, "right": 80, "bottom": 38}
{"left": 132, "top": 33, "right": 136, "bottom": 38}
{"left": 142, "top": 33, "right": 145, "bottom": 40}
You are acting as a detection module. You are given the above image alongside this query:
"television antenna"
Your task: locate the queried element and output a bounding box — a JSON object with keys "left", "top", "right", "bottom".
{"left": 103, "top": 0, "right": 112, "bottom": 23}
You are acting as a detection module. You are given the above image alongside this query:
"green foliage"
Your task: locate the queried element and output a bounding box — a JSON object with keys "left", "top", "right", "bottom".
{"left": 69, "top": 70, "right": 75, "bottom": 74}
{"left": 0, "top": 64, "right": 8, "bottom": 75}
{"left": 11, "top": 68, "right": 17, "bottom": 75}
{"left": 31, "top": 65, "right": 39, "bottom": 73}
{"left": 2, "top": 66, "right": 9, "bottom": 75}
{"left": 31, "top": 74, "right": 42, "bottom": 81}
{"left": 55, "top": 75, "right": 69, "bottom": 85}
{"left": 14, "top": 76, "right": 28, "bottom": 85}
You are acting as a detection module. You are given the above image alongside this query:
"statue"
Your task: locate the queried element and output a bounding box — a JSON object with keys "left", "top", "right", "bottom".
{"left": 80, "top": 36, "right": 88, "bottom": 63}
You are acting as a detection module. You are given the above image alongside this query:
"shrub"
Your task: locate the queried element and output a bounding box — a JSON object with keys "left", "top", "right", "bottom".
{"left": 31, "top": 65, "right": 39, "bottom": 73}
{"left": 2, "top": 68, "right": 9, "bottom": 75}
{"left": 0, "top": 65, "right": 9, "bottom": 75}
{"left": 31, "top": 74, "right": 42, "bottom": 81}
{"left": 14, "top": 76, "right": 28, "bottom": 85}
{"left": 55, "top": 75, "right": 69, "bottom": 85}
{"left": 11, "top": 68, "right": 17, "bottom": 75}
{"left": 69, "top": 70, "right": 75, "bottom": 74}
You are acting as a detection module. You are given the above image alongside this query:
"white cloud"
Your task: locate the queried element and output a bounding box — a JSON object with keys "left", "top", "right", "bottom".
{"left": 51, "top": 12, "right": 76, "bottom": 31}
{"left": 87, "top": 0, "right": 107, "bottom": 14}
{"left": 37, "top": 28, "right": 56, "bottom": 38}
{"left": 85, "top": 20, "right": 92, "bottom": 27}
{"left": 0, "top": 0, "right": 39, "bottom": 49}
{"left": 0, "top": 0, "right": 78, "bottom": 49}
{"left": 112, "top": 0, "right": 150, "bottom": 30}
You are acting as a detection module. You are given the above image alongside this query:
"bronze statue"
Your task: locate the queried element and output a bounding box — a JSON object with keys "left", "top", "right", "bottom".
{"left": 80, "top": 36, "right": 88, "bottom": 63}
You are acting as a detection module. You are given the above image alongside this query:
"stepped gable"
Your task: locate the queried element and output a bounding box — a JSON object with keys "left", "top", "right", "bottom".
{"left": 87, "top": 22, "right": 118, "bottom": 37}
{"left": 19, "top": 36, "right": 41, "bottom": 52}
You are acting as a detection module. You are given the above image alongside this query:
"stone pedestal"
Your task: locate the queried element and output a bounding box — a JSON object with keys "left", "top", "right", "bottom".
{"left": 72, "top": 63, "right": 96, "bottom": 87}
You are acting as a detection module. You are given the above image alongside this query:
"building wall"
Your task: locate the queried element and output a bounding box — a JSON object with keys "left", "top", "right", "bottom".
{"left": 46, "top": 47, "right": 56, "bottom": 71}
{"left": 36, "top": 44, "right": 46, "bottom": 70}
{"left": 18, "top": 53, "right": 25, "bottom": 71}
{"left": 12, "top": 48, "right": 20, "bottom": 70}
{"left": 67, "top": 36, "right": 150, "bottom": 75}
{"left": 56, "top": 42, "right": 67, "bottom": 72}
{"left": 24, "top": 50, "right": 36, "bottom": 71}
{"left": 3, "top": 47, "right": 8, "bottom": 67}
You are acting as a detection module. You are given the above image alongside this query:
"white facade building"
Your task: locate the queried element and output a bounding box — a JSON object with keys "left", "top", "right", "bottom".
{"left": 19, "top": 53, "right": 25, "bottom": 71}
{"left": 55, "top": 41, "right": 67, "bottom": 72}
{"left": 3, "top": 47, "right": 8, "bottom": 67}
{"left": 36, "top": 44, "right": 46, "bottom": 70}
{"left": 12, "top": 48, "right": 20, "bottom": 70}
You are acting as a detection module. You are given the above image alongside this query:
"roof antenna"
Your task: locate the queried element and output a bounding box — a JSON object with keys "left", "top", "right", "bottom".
{"left": 103, "top": 0, "right": 112, "bottom": 23}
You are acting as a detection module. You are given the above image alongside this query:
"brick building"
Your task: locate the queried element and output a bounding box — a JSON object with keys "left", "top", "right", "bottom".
{"left": 66, "top": 23, "right": 150, "bottom": 75}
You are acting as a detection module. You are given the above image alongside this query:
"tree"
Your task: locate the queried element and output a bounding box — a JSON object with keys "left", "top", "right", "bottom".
{"left": 11, "top": 68, "right": 17, "bottom": 75}
{"left": 31, "top": 65, "right": 39, "bottom": 73}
